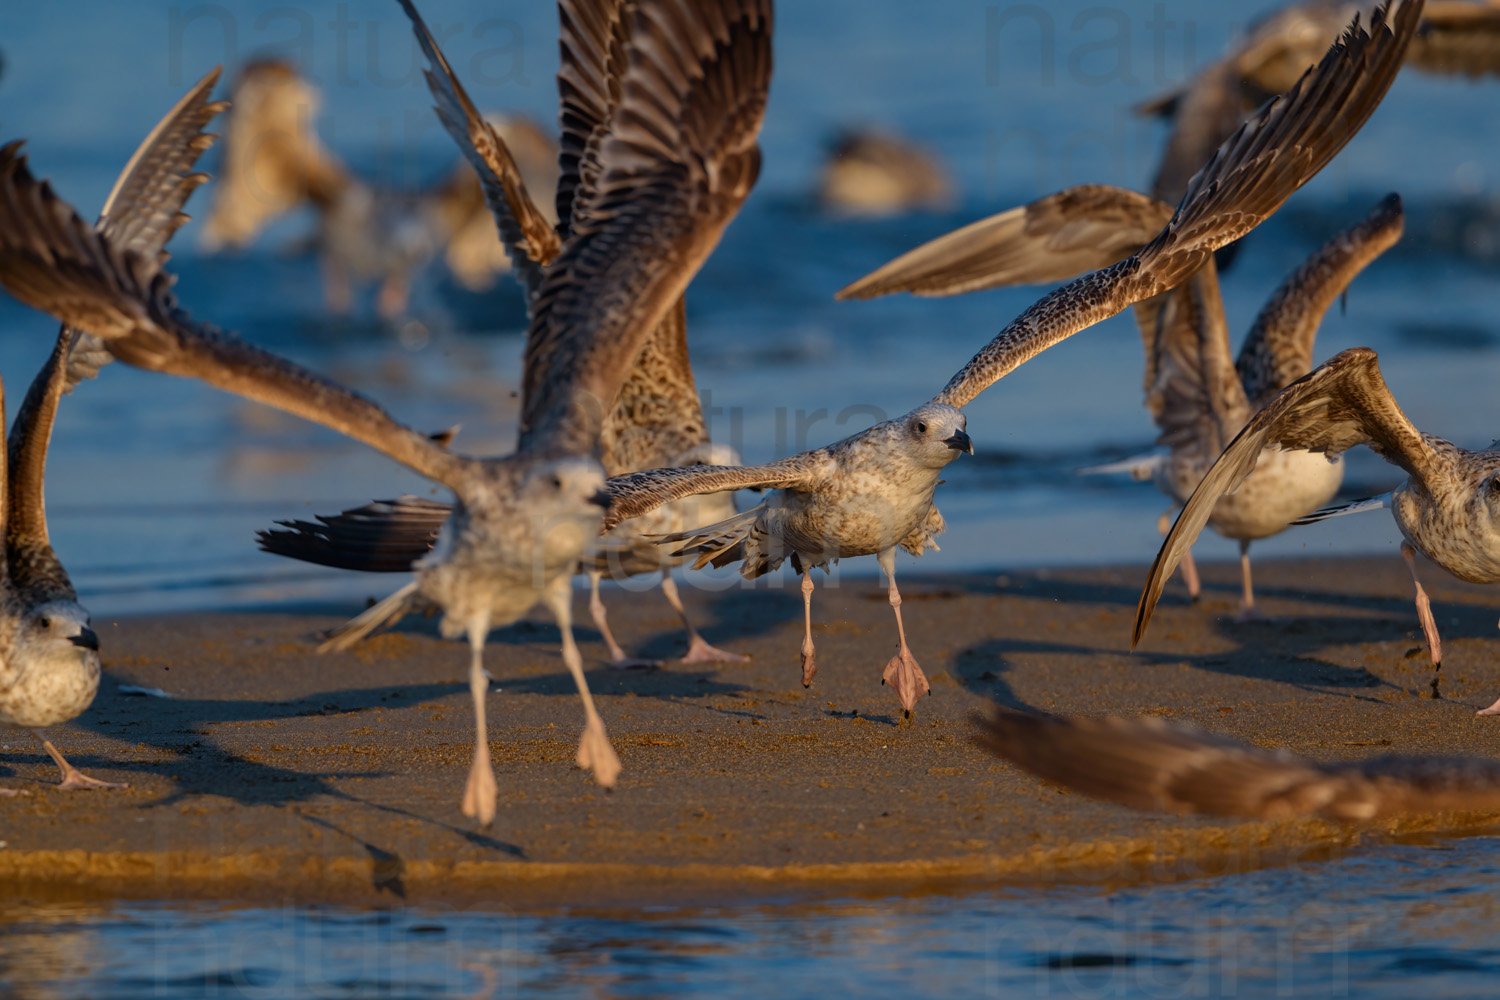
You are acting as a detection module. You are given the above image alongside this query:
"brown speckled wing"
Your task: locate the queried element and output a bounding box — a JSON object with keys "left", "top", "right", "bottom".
{"left": 0, "top": 145, "right": 473, "bottom": 492}
{"left": 1237, "top": 193, "right": 1405, "bottom": 407}
{"left": 556, "top": 0, "right": 634, "bottom": 239}
{"left": 1144, "top": 260, "right": 1248, "bottom": 457}
{"left": 932, "top": 0, "right": 1420, "bottom": 411}
{"left": 257, "top": 496, "right": 450, "bottom": 572}
{"left": 1148, "top": 61, "right": 1254, "bottom": 206}
{"left": 398, "top": 0, "right": 561, "bottom": 302}
{"left": 519, "top": 0, "right": 771, "bottom": 457}
{"left": 599, "top": 296, "right": 706, "bottom": 476}
{"left": 1135, "top": 347, "right": 1444, "bottom": 647}
{"left": 836, "top": 185, "right": 1172, "bottom": 301}
{"left": 602, "top": 456, "right": 818, "bottom": 532}
{"left": 974, "top": 706, "right": 1500, "bottom": 820}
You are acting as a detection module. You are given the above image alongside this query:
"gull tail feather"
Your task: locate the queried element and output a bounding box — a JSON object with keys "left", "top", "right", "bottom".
{"left": 1077, "top": 451, "right": 1165, "bottom": 481}
{"left": 651, "top": 505, "right": 763, "bottom": 575}
{"left": 320, "top": 581, "right": 423, "bottom": 652}
{"left": 1290, "top": 493, "right": 1391, "bottom": 525}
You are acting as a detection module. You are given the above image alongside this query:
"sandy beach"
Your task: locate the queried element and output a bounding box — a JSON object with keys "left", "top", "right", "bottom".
{"left": 0, "top": 553, "right": 1496, "bottom": 906}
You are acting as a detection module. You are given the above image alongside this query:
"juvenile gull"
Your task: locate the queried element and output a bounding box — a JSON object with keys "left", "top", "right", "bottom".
{"left": 603, "top": 0, "right": 1423, "bottom": 717}
{"left": 974, "top": 706, "right": 1500, "bottom": 821}
{"left": 257, "top": 0, "right": 750, "bottom": 668}
{"left": 840, "top": 185, "right": 1405, "bottom": 618}
{"left": 1, "top": 69, "right": 226, "bottom": 795}
{"left": 1140, "top": 0, "right": 1500, "bottom": 205}
{"left": 1136, "top": 346, "right": 1500, "bottom": 715}
{"left": 0, "top": 0, "right": 772, "bottom": 825}
{"left": 198, "top": 58, "right": 558, "bottom": 314}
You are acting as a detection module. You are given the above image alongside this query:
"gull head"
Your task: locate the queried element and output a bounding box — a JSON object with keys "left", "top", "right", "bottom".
{"left": 14, "top": 599, "right": 100, "bottom": 673}
{"left": 901, "top": 402, "right": 971, "bottom": 469}
{"left": 517, "top": 456, "right": 611, "bottom": 569}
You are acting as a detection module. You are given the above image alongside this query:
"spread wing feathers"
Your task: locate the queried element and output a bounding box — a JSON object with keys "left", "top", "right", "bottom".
{"left": 1237, "top": 193, "right": 1405, "bottom": 407}
{"left": 1144, "top": 261, "right": 1249, "bottom": 455}
{"left": 602, "top": 456, "right": 818, "bottom": 532}
{"left": 931, "top": 0, "right": 1420, "bottom": 410}
{"left": 0, "top": 145, "right": 473, "bottom": 491}
{"left": 519, "top": 0, "right": 771, "bottom": 456}
{"left": 835, "top": 185, "right": 1173, "bottom": 301}
{"left": 398, "top": 0, "right": 560, "bottom": 302}
{"left": 1147, "top": 61, "right": 1256, "bottom": 205}
{"left": 973, "top": 706, "right": 1500, "bottom": 820}
{"left": 257, "top": 496, "right": 449, "bottom": 573}
{"left": 556, "top": 0, "right": 634, "bottom": 239}
{"left": 320, "top": 581, "right": 435, "bottom": 653}
{"left": 1408, "top": 0, "right": 1500, "bottom": 75}
{"left": 5, "top": 328, "right": 78, "bottom": 604}
{"left": 69, "top": 67, "right": 228, "bottom": 393}
{"left": 1291, "top": 491, "right": 1392, "bottom": 524}
{"left": 1134, "top": 347, "right": 1443, "bottom": 646}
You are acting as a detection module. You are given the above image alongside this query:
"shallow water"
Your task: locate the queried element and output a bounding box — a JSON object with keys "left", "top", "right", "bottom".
{"left": 2, "top": 838, "right": 1499, "bottom": 999}
{"left": 0, "top": 1, "right": 1497, "bottom": 614}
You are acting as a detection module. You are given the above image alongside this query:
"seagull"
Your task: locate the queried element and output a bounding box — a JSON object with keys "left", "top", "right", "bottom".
{"left": 839, "top": 186, "right": 1405, "bottom": 620}
{"left": 817, "top": 128, "right": 955, "bottom": 217}
{"left": 1141, "top": 0, "right": 1500, "bottom": 205}
{"left": 1, "top": 69, "right": 226, "bottom": 795}
{"left": 0, "top": 0, "right": 772, "bottom": 826}
{"left": 1136, "top": 346, "right": 1500, "bottom": 716}
{"left": 974, "top": 706, "right": 1500, "bottom": 821}
{"left": 256, "top": 0, "right": 752, "bottom": 670}
{"left": 603, "top": 0, "right": 1424, "bottom": 718}
{"left": 198, "top": 58, "right": 559, "bottom": 315}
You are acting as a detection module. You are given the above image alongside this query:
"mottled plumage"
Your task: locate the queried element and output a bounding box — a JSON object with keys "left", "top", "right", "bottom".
{"left": 974, "top": 707, "right": 1500, "bottom": 821}
{"left": 1142, "top": 0, "right": 1500, "bottom": 205}
{"left": 1138, "top": 346, "right": 1500, "bottom": 715}
{"left": 605, "top": 0, "right": 1421, "bottom": 717}
{"left": 1, "top": 68, "right": 225, "bottom": 795}
{"left": 0, "top": 0, "right": 771, "bottom": 826}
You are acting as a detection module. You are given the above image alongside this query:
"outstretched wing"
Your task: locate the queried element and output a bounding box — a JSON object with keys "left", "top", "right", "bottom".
{"left": 519, "top": 0, "right": 772, "bottom": 456}
{"left": 974, "top": 706, "right": 1500, "bottom": 820}
{"left": 835, "top": 185, "right": 1173, "bottom": 301}
{"left": 932, "top": 0, "right": 1421, "bottom": 410}
{"left": 257, "top": 496, "right": 450, "bottom": 573}
{"left": 398, "top": 0, "right": 561, "bottom": 303}
{"left": 602, "top": 456, "right": 820, "bottom": 532}
{"left": 1135, "top": 347, "right": 1448, "bottom": 647}
{"left": 1237, "top": 192, "right": 1405, "bottom": 406}
{"left": 1143, "top": 259, "right": 1248, "bottom": 456}
{"left": 555, "top": 0, "right": 634, "bottom": 239}
{"left": 0, "top": 144, "right": 472, "bottom": 491}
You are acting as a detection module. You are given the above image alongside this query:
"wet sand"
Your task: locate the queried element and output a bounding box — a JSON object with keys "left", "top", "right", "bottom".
{"left": 3, "top": 555, "right": 1498, "bottom": 905}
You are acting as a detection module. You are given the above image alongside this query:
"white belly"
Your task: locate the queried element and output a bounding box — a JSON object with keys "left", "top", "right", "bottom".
{"left": 1160, "top": 449, "right": 1344, "bottom": 541}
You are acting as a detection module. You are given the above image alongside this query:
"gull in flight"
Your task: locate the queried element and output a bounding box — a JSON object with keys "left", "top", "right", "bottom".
{"left": 1136, "top": 346, "right": 1500, "bottom": 716}
{"left": 841, "top": 185, "right": 1404, "bottom": 620}
{"left": 603, "top": 0, "right": 1424, "bottom": 717}
{"left": 975, "top": 706, "right": 1500, "bottom": 820}
{"left": 257, "top": 0, "right": 753, "bottom": 669}
{"left": 1, "top": 69, "right": 225, "bottom": 795}
{"left": 0, "top": 0, "right": 772, "bottom": 826}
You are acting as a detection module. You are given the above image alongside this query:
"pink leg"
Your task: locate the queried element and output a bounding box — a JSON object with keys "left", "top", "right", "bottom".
{"left": 877, "top": 549, "right": 930, "bottom": 718}
{"left": 660, "top": 572, "right": 748, "bottom": 664}
{"left": 1234, "top": 540, "right": 1265, "bottom": 622}
{"left": 800, "top": 570, "right": 817, "bottom": 687}
{"left": 34, "top": 733, "right": 126, "bottom": 791}
{"left": 1479, "top": 615, "right": 1500, "bottom": 716}
{"left": 460, "top": 619, "right": 498, "bottom": 825}
{"left": 1401, "top": 543, "right": 1443, "bottom": 699}
{"left": 587, "top": 570, "right": 661, "bottom": 670}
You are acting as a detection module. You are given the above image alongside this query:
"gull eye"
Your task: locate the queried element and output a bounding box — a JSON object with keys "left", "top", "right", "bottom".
{"left": 550, "top": 474, "right": 563, "bottom": 490}
{"left": 38, "top": 616, "right": 51, "bottom": 630}
{"left": 916, "top": 421, "right": 927, "bottom": 434}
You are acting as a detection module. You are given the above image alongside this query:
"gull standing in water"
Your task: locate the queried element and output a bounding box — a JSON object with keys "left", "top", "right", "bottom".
{"left": 1139, "top": 0, "right": 1500, "bottom": 205}
{"left": 0, "top": 0, "right": 772, "bottom": 825}
{"left": 1, "top": 69, "right": 226, "bottom": 794}
{"left": 975, "top": 706, "right": 1500, "bottom": 820}
{"left": 603, "top": 0, "right": 1424, "bottom": 717}
{"left": 257, "top": 0, "right": 751, "bottom": 669}
{"left": 840, "top": 186, "right": 1405, "bottom": 619}
{"left": 1136, "top": 347, "right": 1500, "bottom": 716}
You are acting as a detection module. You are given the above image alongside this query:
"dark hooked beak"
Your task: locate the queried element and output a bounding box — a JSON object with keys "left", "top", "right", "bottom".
{"left": 70, "top": 627, "right": 100, "bottom": 652}
{"left": 588, "top": 490, "right": 612, "bottom": 509}
{"left": 944, "top": 430, "right": 973, "bottom": 455}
